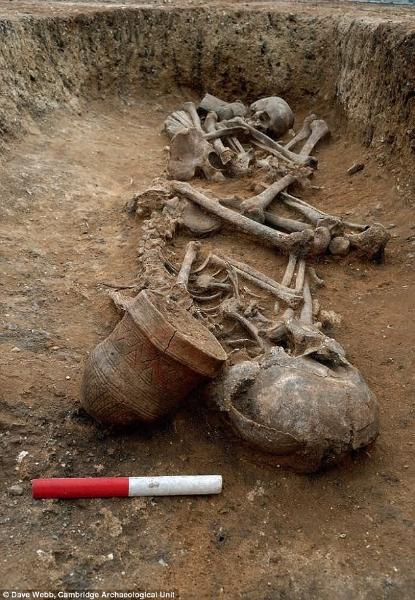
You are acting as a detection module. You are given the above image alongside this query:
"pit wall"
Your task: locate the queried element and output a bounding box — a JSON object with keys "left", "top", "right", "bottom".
{"left": 0, "top": 6, "right": 414, "bottom": 168}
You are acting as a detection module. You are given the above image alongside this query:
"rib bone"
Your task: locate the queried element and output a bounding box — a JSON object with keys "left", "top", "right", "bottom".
{"left": 171, "top": 181, "right": 313, "bottom": 256}
{"left": 209, "top": 254, "right": 302, "bottom": 307}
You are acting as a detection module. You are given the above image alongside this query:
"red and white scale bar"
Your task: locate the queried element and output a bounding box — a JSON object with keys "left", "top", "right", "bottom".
{"left": 32, "top": 475, "right": 222, "bottom": 499}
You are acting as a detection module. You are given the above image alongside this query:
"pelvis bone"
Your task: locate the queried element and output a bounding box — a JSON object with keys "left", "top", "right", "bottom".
{"left": 247, "top": 96, "right": 294, "bottom": 139}
{"left": 167, "top": 128, "right": 225, "bottom": 182}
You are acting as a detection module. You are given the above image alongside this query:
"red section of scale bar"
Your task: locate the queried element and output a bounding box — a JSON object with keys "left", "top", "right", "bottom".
{"left": 32, "top": 477, "right": 130, "bottom": 499}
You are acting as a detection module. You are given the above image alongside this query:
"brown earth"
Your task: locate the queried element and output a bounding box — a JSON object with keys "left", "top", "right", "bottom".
{"left": 0, "top": 1, "right": 414, "bottom": 599}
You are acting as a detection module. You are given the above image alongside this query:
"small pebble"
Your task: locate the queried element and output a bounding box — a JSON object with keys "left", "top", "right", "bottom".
{"left": 8, "top": 485, "right": 24, "bottom": 496}
{"left": 347, "top": 162, "right": 365, "bottom": 176}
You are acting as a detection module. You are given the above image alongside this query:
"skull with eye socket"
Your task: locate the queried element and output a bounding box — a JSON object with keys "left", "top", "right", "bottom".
{"left": 247, "top": 96, "right": 294, "bottom": 140}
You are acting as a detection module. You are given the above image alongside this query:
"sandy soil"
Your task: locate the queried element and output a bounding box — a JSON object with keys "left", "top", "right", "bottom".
{"left": 0, "top": 88, "right": 414, "bottom": 598}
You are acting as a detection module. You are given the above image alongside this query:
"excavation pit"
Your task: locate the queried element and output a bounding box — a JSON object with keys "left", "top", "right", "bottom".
{"left": 1, "top": 0, "right": 414, "bottom": 596}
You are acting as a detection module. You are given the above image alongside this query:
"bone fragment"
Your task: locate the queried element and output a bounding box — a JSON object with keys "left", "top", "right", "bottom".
{"left": 203, "top": 112, "right": 234, "bottom": 165}
{"left": 300, "top": 276, "right": 313, "bottom": 325}
{"left": 284, "top": 114, "right": 317, "bottom": 151}
{"left": 171, "top": 181, "right": 312, "bottom": 256}
{"left": 251, "top": 140, "right": 297, "bottom": 167}
{"left": 181, "top": 200, "right": 222, "bottom": 236}
{"left": 216, "top": 121, "right": 253, "bottom": 176}
{"left": 221, "top": 301, "right": 265, "bottom": 350}
{"left": 295, "top": 259, "right": 306, "bottom": 293}
{"left": 176, "top": 241, "right": 201, "bottom": 289}
{"left": 227, "top": 117, "right": 317, "bottom": 167}
{"left": 320, "top": 310, "right": 342, "bottom": 328}
{"left": 299, "top": 119, "right": 330, "bottom": 157}
{"left": 281, "top": 254, "right": 297, "bottom": 287}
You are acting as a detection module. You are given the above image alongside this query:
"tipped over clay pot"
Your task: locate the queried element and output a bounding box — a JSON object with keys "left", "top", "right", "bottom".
{"left": 81, "top": 290, "right": 227, "bottom": 425}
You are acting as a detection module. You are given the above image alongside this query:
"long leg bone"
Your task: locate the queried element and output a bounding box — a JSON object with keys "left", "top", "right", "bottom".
{"left": 176, "top": 241, "right": 201, "bottom": 289}
{"left": 203, "top": 112, "right": 234, "bottom": 165}
{"left": 240, "top": 174, "right": 298, "bottom": 222}
{"left": 299, "top": 119, "right": 330, "bottom": 157}
{"left": 280, "top": 191, "right": 330, "bottom": 225}
{"left": 264, "top": 212, "right": 311, "bottom": 233}
{"left": 284, "top": 114, "right": 316, "bottom": 151}
{"left": 171, "top": 181, "right": 313, "bottom": 256}
{"left": 281, "top": 192, "right": 365, "bottom": 234}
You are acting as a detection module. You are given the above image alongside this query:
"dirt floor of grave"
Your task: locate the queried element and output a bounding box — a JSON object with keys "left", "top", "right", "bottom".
{"left": 1, "top": 91, "right": 414, "bottom": 597}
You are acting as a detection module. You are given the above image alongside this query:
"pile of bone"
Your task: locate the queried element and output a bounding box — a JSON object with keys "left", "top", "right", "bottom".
{"left": 122, "top": 94, "right": 387, "bottom": 472}
{"left": 164, "top": 94, "right": 390, "bottom": 261}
